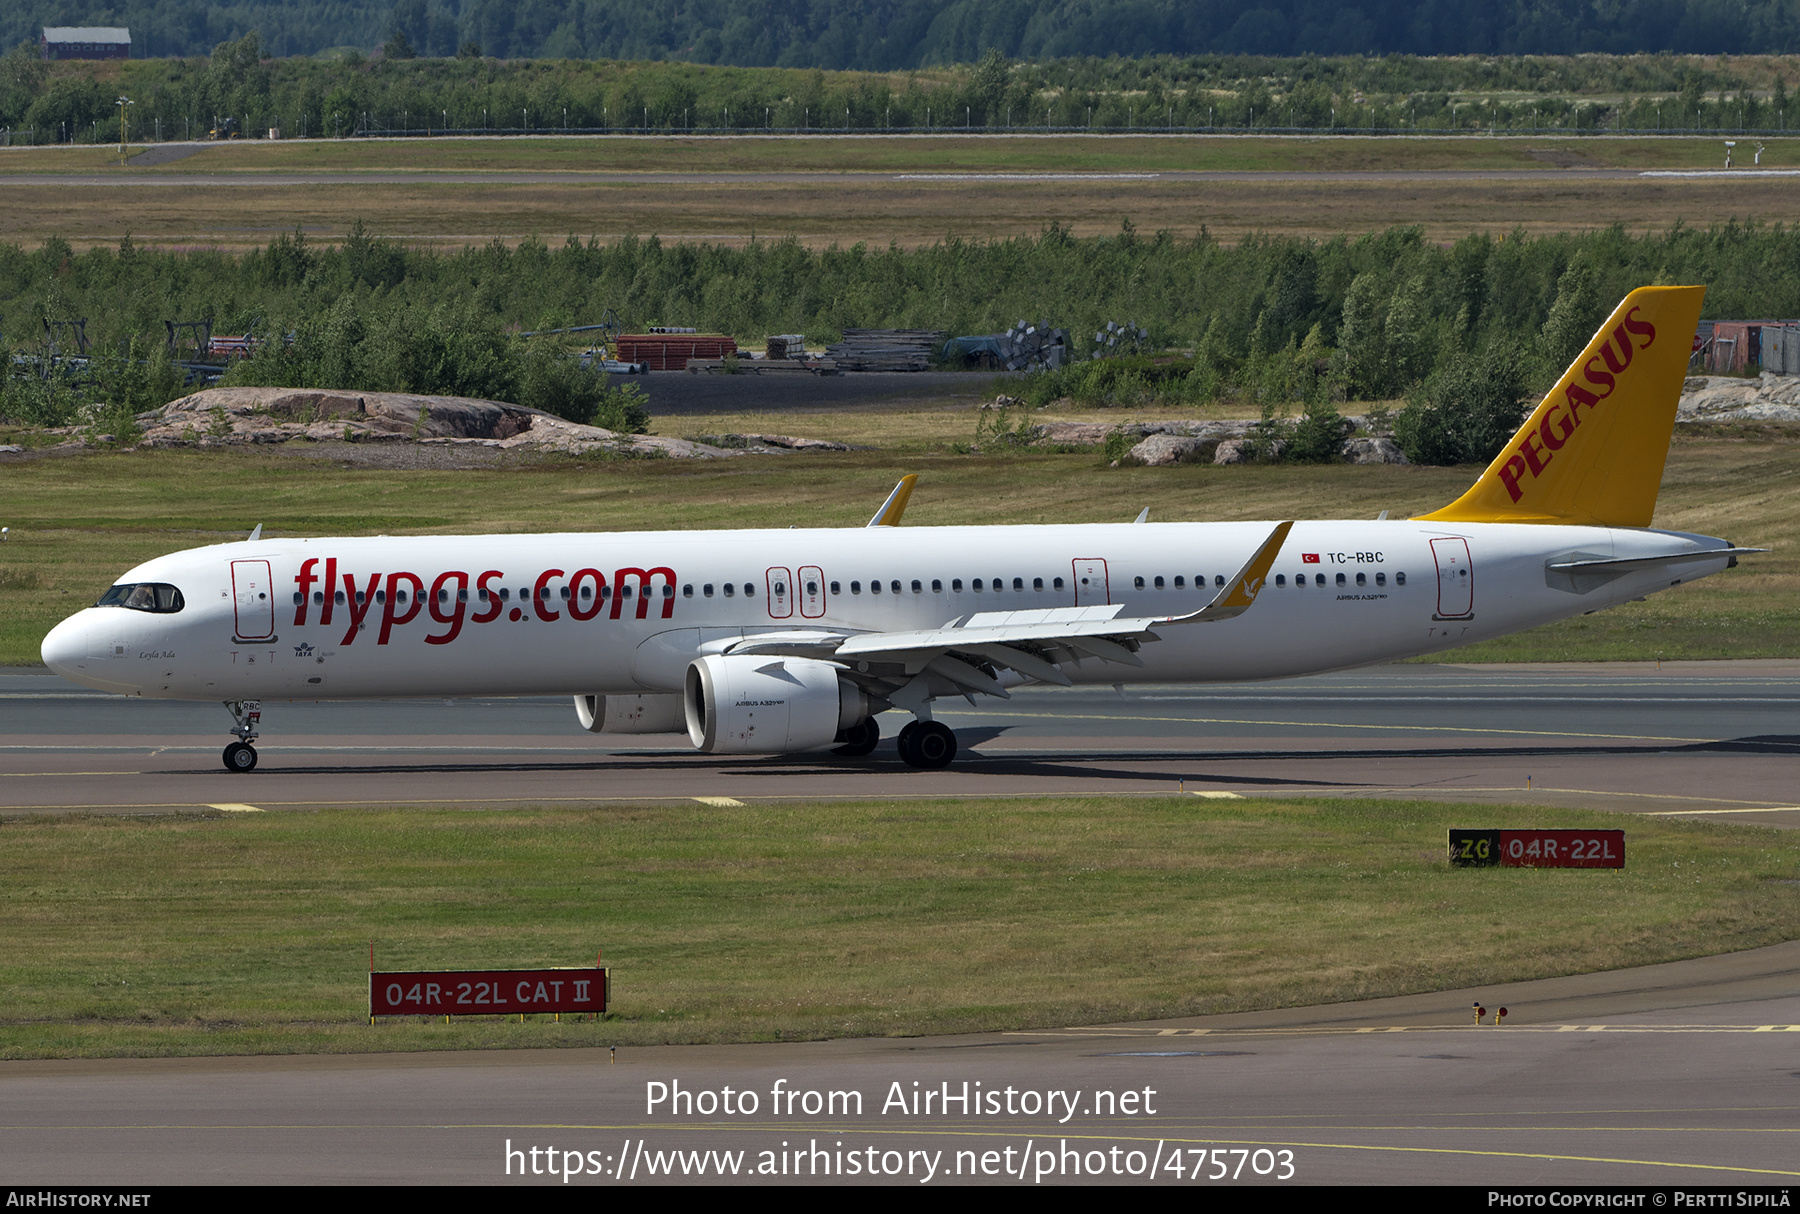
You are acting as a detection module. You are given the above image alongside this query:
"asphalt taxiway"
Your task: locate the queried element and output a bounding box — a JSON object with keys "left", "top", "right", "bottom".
{"left": 3, "top": 661, "right": 1797, "bottom": 825}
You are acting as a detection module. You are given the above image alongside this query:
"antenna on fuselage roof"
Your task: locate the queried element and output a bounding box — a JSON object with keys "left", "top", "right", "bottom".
{"left": 1133, "top": 508, "right": 1149, "bottom": 524}
{"left": 246, "top": 524, "right": 262, "bottom": 541}
{"left": 866, "top": 475, "right": 918, "bottom": 527}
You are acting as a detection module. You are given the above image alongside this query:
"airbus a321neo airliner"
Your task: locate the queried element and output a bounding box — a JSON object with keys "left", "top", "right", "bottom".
{"left": 44, "top": 286, "right": 1756, "bottom": 772}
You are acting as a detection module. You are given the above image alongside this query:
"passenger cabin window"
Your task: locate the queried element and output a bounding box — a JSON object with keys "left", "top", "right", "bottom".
{"left": 911, "top": 580, "right": 922, "bottom": 593}
{"left": 723, "top": 584, "right": 734, "bottom": 597}
{"left": 1053, "top": 577, "right": 1065, "bottom": 590}
{"left": 889, "top": 580, "right": 901, "bottom": 594}
{"left": 1133, "top": 576, "right": 1145, "bottom": 589}
{"left": 1396, "top": 572, "right": 1407, "bottom": 585}
{"left": 1033, "top": 577, "right": 1044, "bottom": 591}
{"left": 1376, "top": 573, "right": 1386, "bottom": 586}
{"left": 870, "top": 580, "right": 882, "bottom": 595}
{"left": 97, "top": 583, "right": 185, "bottom": 613}
{"left": 1174, "top": 576, "right": 1185, "bottom": 588}
{"left": 850, "top": 581, "right": 861, "bottom": 594}
{"left": 932, "top": 579, "right": 943, "bottom": 593}
{"left": 952, "top": 579, "right": 963, "bottom": 592}
{"left": 744, "top": 583, "right": 756, "bottom": 597}
{"left": 704, "top": 584, "right": 715, "bottom": 597}
{"left": 1276, "top": 575, "right": 1286, "bottom": 587}
{"left": 830, "top": 581, "right": 841, "bottom": 595}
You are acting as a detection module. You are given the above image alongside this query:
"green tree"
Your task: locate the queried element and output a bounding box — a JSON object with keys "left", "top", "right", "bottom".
{"left": 1394, "top": 340, "right": 1528, "bottom": 466}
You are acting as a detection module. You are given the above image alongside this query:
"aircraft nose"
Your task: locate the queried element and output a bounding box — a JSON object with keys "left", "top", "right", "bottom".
{"left": 41, "top": 612, "right": 89, "bottom": 678}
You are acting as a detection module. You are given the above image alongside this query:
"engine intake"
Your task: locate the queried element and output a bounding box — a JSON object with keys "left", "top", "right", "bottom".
{"left": 684, "top": 654, "right": 870, "bottom": 754}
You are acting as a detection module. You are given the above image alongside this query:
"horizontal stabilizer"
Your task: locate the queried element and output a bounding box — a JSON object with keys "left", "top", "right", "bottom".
{"left": 1547, "top": 547, "right": 1763, "bottom": 574}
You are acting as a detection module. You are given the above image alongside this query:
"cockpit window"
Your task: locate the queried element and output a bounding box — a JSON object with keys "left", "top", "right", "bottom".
{"left": 96, "top": 583, "right": 185, "bottom": 613}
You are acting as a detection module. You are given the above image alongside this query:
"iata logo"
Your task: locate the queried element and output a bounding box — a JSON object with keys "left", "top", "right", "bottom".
{"left": 1496, "top": 306, "right": 1657, "bottom": 503}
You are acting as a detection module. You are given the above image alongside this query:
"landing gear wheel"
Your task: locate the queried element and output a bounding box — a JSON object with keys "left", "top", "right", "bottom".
{"left": 222, "top": 742, "right": 258, "bottom": 772}
{"left": 896, "top": 720, "right": 921, "bottom": 766}
{"left": 899, "top": 721, "right": 957, "bottom": 770}
{"left": 833, "top": 717, "right": 880, "bottom": 756}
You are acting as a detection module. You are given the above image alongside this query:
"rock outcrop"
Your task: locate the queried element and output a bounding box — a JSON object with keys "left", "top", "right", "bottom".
{"left": 135, "top": 387, "right": 732, "bottom": 458}
{"left": 1677, "top": 374, "right": 1800, "bottom": 423}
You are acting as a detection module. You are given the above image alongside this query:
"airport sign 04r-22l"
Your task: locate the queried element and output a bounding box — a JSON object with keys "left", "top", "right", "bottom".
{"left": 370, "top": 967, "right": 609, "bottom": 1018}
{"left": 1448, "top": 829, "right": 1625, "bottom": 869}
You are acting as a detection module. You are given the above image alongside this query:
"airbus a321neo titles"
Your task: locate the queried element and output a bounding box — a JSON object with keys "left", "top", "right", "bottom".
{"left": 44, "top": 286, "right": 1757, "bottom": 772}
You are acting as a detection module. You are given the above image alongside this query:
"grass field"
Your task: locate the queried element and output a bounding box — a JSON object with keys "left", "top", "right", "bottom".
{"left": 4, "top": 135, "right": 1799, "bottom": 250}
{"left": 0, "top": 422, "right": 1793, "bottom": 666}
{"left": 2, "top": 796, "right": 1794, "bottom": 1059}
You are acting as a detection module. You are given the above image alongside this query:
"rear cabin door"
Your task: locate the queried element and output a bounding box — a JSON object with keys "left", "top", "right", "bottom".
{"left": 1071, "top": 558, "right": 1110, "bottom": 606}
{"left": 231, "top": 560, "right": 276, "bottom": 639}
{"left": 1430, "top": 538, "right": 1474, "bottom": 619}
{"left": 765, "top": 567, "right": 793, "bottom": 619}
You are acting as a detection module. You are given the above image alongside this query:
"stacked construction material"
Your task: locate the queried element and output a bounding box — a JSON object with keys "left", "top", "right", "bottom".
{"left": 825, "top": 329, "right": 945, "bottom": 372}
{"left": 615, "top": 333, "right": 737, "bottom": 370}
{"left": 1001, "top": 320, "right": 1070, "bottom": 371}
{"left": 1091, "top": 320, "right": 1150, "bottom": 359}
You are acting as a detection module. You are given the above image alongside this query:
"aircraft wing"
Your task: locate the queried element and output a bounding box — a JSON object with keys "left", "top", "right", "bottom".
{"left": 722, "top": 521, "right": 1294, "bottom": 694}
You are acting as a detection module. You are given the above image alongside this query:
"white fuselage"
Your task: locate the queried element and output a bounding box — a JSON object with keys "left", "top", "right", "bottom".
{"left": 42, "top": 520, "right": 1731, "bottom": 702}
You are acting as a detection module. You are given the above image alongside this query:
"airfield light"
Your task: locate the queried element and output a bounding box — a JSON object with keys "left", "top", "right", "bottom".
{"left": 1497, "top": 1008, "right": 1509, "bottom": 1026}
{"left": 1473, "top": 1003, "right": 1486, "bottom": 1025}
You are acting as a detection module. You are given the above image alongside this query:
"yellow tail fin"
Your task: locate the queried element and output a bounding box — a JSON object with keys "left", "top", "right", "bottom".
{"left": 1417, "top": 285, "right": 1705, "bottom": 528}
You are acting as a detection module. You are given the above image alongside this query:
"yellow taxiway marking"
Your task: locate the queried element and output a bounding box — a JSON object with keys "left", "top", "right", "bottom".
{"left": 3, "top": 1123, "right": 1790, "bottom": 1178}
{"left": 207, "top": 803, "right": 264, "bottom": 813}
{"left": 938, "top": 707, "right": 1719, "bottom": 745}
{"left": 1018, "top": 1024, "right": 1800, "bottom": 1038}
{"left": 1644, "top": 806, "right": 1800, "bottom": 816}
{"left": 692, "top": 796, "right": 745, "bottom": 807}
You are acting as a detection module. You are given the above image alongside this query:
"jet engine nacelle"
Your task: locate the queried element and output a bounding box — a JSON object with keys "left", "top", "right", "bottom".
{"left": 684, "top": 654, "right": 870, "bottom": 754}
{"left": 574, "top": 693, "right": 686, "bottom": 734}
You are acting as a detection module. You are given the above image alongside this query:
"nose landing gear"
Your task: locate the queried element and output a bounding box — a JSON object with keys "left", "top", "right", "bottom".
{"left": 223, "top": 700, "right": 261, "bottom": 772}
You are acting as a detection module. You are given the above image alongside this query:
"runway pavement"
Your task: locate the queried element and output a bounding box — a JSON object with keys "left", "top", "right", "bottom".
{"left": 3, "top": 940, "right": 1797, "bottom": 1185}
{"left": 0, "top": 167, "right": 1681, "bottom": 187}
{"left": 4, "top": 660, "right": 1798, "bottom": 825}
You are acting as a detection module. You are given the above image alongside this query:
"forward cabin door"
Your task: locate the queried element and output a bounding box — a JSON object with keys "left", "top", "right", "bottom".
{"left": 1430, "top": 538, "right": 1474, "bottom": 619}
{"left": 765, "top": 567, "right": 793, "bottom": 619}
{"left": 231, "top": 560, "right": 276, "bottom": 640}
{"left": 1072, "top": 558, "right": 1110, "bottom": 606}
{"left": 797, "top": 566, "right": 826, "bottom": 619}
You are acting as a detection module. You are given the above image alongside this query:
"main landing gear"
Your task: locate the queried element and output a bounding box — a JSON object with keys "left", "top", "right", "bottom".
{"left": 223, "top": 700, "right": 261, "bottom": 772}
{"left": 833, "top": 716, "right": 881, "bottom": 756}
{"left": 832, "top": 716, "right": 959, "bottom": 768}
{"left": 896, "top": 720, "right": 957, "bottom": 770}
